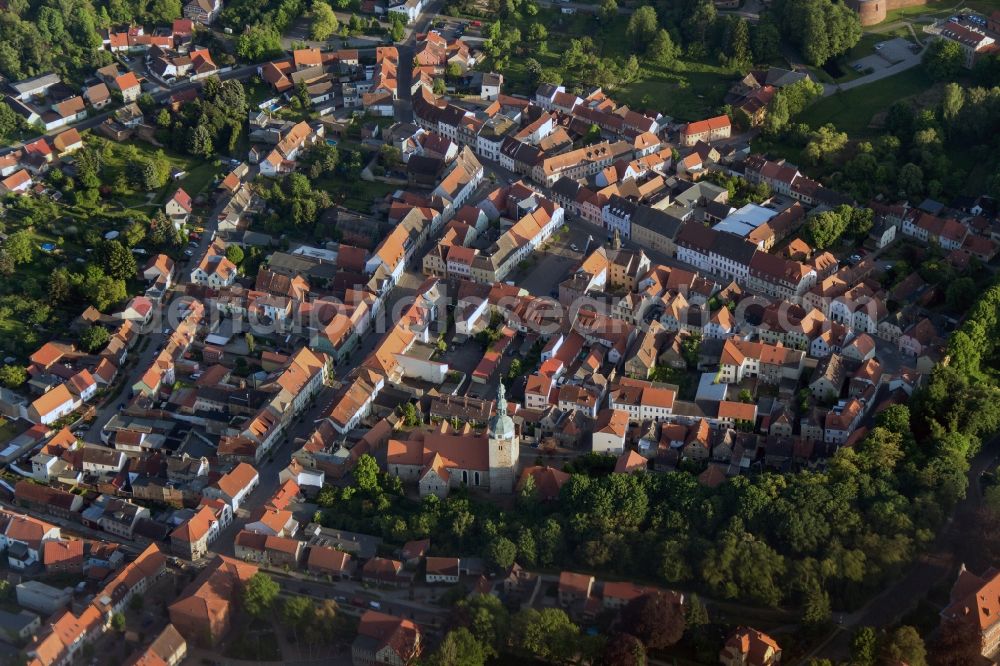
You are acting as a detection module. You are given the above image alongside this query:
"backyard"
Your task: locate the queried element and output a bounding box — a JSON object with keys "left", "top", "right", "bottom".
{"left": 95, "top": 135, "right": 223, "bottom": 209}
{"left": 316, "top": 175, "right": 398, "bottom": 214}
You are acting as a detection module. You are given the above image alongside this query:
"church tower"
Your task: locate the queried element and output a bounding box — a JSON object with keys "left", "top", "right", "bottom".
{"left": 488, "top": 382, "right": 519, "bottom": 494}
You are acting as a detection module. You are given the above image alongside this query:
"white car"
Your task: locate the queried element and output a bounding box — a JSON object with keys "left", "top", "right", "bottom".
{"left": 570, "top": 243, "right": 579, "bottom": 252}
{"left": 183, "top": 249, "right": 193, "bottom": 257}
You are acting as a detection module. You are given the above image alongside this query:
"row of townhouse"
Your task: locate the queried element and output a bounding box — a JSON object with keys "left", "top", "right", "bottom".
{"left": 259, "top": 47, "right": 360, "bottom": 100}
{"left": 420, "top": 183, "right": 563, "bottom": 284}
{"left": 18, "top": 316, "right": 138, "bottom": 425}
{"left": 743, "top": 154, "right": 853, "bottom": 208}
{"left": 412, "top": 85, "right": 659, "bottom": 187}
{"left": 323, "top": 278, "right": 448, "bottom": 436}
{"left": 25, "top": 543, "right": 168, "bottom": 666}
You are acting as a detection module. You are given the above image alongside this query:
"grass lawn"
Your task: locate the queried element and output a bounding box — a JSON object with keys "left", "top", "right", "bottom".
{"left": 797, "top": 67, "right": 934, "bottom": 135}
{"left": 316, "top": 177, "right": 398, "bottom": 213}
{"left": 0, "top": 419, "right": 22, "bottom": 444}
{"left": 245, "top": 78, "right": 276, "bottom": 108}
{"left": 94, "top": 135, "right": 222, "bottom": 204}
{"left": 615, "top": 62, "right": 737, "bottom": 121}
{"left": 174, "top": 161, "right": 222, "bottom": 199}
{"left": 880, "top": 0, "right": 957, "bottom": 23}
{"left": 844, "top": 32, "right": 889, "bottom": 62}
{"left": 965, "top": 0, "right": 1000, "bottom": 13}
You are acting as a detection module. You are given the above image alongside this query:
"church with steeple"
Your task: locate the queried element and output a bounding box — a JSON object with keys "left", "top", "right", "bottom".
{"left": 383, "top": 384, "right": 520, "bottom": 498}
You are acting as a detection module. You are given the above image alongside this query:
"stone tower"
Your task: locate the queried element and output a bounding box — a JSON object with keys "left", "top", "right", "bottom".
{"left": 488, "top": 382, "right": 519, "bottom": 494}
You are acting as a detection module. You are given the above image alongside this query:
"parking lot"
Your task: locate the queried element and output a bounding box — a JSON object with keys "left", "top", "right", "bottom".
{"left": 850, "top": 37, "right": 919, "bottom": 73}
{"left": 513, "top": 225, "right": 597, "bottom": 297}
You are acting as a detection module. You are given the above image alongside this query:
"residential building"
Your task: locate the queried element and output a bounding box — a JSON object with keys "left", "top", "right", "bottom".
{"left": 720, "top": 627, "right": 782, "bottom": 665}
{"left": 941, "top": 564, "right": 1000, "bottom": 660}
{"left": 352, "top": 611, "right": 422, "bottom": 665}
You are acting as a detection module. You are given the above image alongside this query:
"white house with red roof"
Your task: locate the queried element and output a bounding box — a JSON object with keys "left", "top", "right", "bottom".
{"left": 119, "top": 296, "right": 154, "bottom": 325}
{"left": 204, "top": 463, "right": 259, "bottom": 511}
{"left": 113, "top": 72, "right": 142, "bottom": 102}
{"left": 165, "top": 188, "right": 193, "bottom": 228}
{"left": 0, "top": 169, "right": 32, "bottom": 196}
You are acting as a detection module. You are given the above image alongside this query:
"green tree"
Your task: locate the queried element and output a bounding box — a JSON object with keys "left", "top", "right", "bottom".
{"left": 49, "top": 268, "right": 72, "bottom": 303}
{"left": 511, "top": 608, "right": 579, "bottom": 663}
{"left": 111, "top": 612, "right": 126, "bottom": 632}
{"left": 804, "top": 208, "right": 849, "bottom": 249}
{"left": 451, "top": 594, "right": 509, "bottom": 658}
{"left": 243, "top": 573, "right": 280, "bottom": 620}
{"left": 310, "top": 1, "right": 339, "bottom": 40}
{"left": 124, "top": 220, "right": 146, "bottom": 248}
{"left": 79, "top": 326, "right": 111, "bottom": 353}
{"left": 602, "top": 633, "right": 646, "bottom": 666}
{"left": 446, "top": 61, "right": 463, "bottom": 78}
{"left": 773, "top": 0, "right": 862, "bottom": 66}
{"left": 850, "top": 626, "right": 878, "bottom": 666}
{"left": 188, "top": 124, "right": 214, "bottom": 158}
{"left": 5, "top": 230, "right": 33, "bottom": 265}
{"left": 281, "top": 595, "right": 315, "bottom": 643}
{"left": 752, "top": 18, "right": 781, "bottom": 63}
{"left": 226, "top": 245, "right": 245, "bottom": 266}
{"left": 898, "top": 162, "right": 924, "bottom": 198}
{"left": 686, "top": 594, "right": 709, "bottom": 628}
{"left": 804, "top": 124, "right": 849, "bottom": 164}
{"left": 0, "top": 365, "right": 27, "bottom": 389}
{"left": 236, "top": 24, "right": 283, "bottom": 61}
{"left": 946, "top": 277, "right": 976, "bottom": 311}
{"left": 647, "top": 29, "right": 679, "bottom": 68}
{"left": 401, "top": 402, "right": 420, "bottom": 426}
{"left": 802, "top": 582, "right": 832, "bottom": 629}
{"left": 388, "top": 13, "right": 406, "bottom": 41}
{"left": 354, "top": 454, "right": 380, "bottom": 493}
{"left": 620, "top": 591, "right": 685, "bottom": 649}
{"left": 0, "top": 102, "right": 23, "bottom": 142}
{"left": 433, "top": 77, "right": 446, "bottom": 95}
{"left": 96, "top": 240, "right": 137, "bottom": 281}
{"left": 763, "top": 92, "right": 790, "bottom": 136}
{"left": 485, "top": 535, "right": 517, "bottom": 571}
{"left": 82, "top": 265, "right": 127, "bottom": 311}
{"left": 924, "top": 38, "right": 964, "bottom": 81}
{"left": 626, "top": 6, "right": 659, "bottom": 51}
{"left": 149, "top": 0, "right": 181, "bottom": 23}
{"left": 427, "top": 628, "right": 488, "bottom": 666}
{"left": 881, "top": 626, "right": 926, "bottom": 666}
{"left": 599, "top": 0, "right": 618, "bottom": 21}
{"left": 726, "top": 18, "right": 752, "bottom": 67}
